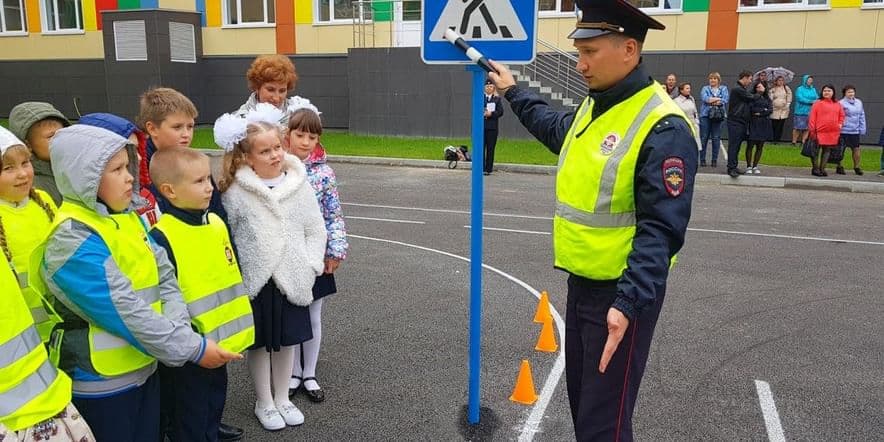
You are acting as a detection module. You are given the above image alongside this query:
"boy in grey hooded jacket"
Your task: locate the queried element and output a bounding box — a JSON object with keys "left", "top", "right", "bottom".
{"left": 33, "top": 124, "right": 240, "bottom": 442}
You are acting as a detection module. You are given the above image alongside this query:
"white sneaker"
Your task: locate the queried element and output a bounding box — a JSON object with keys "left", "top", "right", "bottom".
{"left": 754, "top": 167, "right": 761, "bottom": 174}
{"left": 255, "top": 402, "right": 286, "bottom": 431}
{"left": 276, "top": 401, "right": 305, "bottom": 426}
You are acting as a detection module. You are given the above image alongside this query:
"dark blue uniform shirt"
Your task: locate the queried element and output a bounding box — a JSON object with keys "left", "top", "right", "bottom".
{"left": 503, "top": 65, "right": 698, "bottom": 320}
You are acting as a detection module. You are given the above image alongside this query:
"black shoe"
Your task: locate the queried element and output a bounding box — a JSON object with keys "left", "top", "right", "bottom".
{"left": 218, "top": 423, "right": 244, "bottom": 441}
{"left": 700, "top": 161, "right": 707, "bottom": 167}
{"left": 288, "top": 375, "right": 302, "bottom": 397}
{"left": 836, "top": 166, "right": 846, "bottom": 175}
{"left": 855, "top": 168, "right": 864, "bottom": 176}
{"left": 812, "top": 169, "right": 821, "bottom": 177}
{"left": 302, "top": 377, "right": 325, "bottom": 403}
{"left": 820, "top": 169, "right": 828, "bottom": 177}
{"left": 727, "top": 169, "right": 740, "bottom": 178}
{"left": 711, "top": 160, "right": 717, "bottom": 167}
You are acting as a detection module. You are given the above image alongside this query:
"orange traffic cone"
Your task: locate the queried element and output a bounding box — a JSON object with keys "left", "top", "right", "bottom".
{"left": 509, "top": 360, "right": 538, "bottom": 405}
{"left": 533, "top": 291, "right": 551, "bottom": 323}
{"left": 535, "top": 316, "right": 558, "bottom": 352}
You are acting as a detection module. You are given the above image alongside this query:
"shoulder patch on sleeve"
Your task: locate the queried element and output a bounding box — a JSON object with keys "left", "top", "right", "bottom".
{"left": 652, "top": 119, "right": 675, "bottom": 134}
{"left": 662, "top": 157, "right": 686, "bottom": 197}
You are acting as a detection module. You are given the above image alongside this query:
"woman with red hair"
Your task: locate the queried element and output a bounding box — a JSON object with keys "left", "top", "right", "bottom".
{"left": 808, "top": 84, "right": 845, "bottom": 176}
{"left": 237, "top": 54, "right": 317, "bottom": 127}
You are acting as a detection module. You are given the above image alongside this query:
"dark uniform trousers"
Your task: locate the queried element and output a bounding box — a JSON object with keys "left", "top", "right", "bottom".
{"left": 74, "top": 372, "right": 161, "bottom": 442}
{"left": 160, "top": 362, "right": 228, "bottom": 442}
{"left": 565, "top": 275, "right": 666, "bottom": 442}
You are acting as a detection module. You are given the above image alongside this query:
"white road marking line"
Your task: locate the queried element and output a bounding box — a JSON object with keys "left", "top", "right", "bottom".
{"left": 349, "top": 234, "right": 564, "bottom": 441}
{"left": 343, "top": 202, "right": 552, "bottom": 220}
{"left": 347, "top": 216, "right": 426, "bottom": 225}
{"left": 348, "top": 202, "right": 882, "bottom": 246}
{"left": 690, "top": 228, "right": 884, "bottom": 246}
{"left": 464, "top": 225, "right": 551, "bottom": 236}
{"left": 754, "top": 380, "right": 787, "bottom": 442}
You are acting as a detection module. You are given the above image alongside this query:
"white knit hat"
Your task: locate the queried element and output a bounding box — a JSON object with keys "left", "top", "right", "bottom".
{"left": 0, "top": 125, "right": 26, "bottom": 156}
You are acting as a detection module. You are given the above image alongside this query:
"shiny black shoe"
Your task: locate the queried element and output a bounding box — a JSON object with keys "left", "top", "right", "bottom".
{"left": 218, "top": 423, "right": 244, "bottom": 441}
{"left": 302, "top": 377, "right": 325, "bottom": 403}
{"left": 288, "top": 375, "right": 302, "bottom": 397}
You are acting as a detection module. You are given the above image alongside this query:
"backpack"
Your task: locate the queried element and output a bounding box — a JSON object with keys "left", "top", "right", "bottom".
{"left": 443, "top": 145, "right": 471, "bottom": 169}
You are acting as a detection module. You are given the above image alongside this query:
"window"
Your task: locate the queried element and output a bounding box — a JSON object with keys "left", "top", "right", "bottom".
{"left": 223, "top": 0, "right": 274, "bottom": 26}
{"left": 863, "top": 0, "right": 884, "bottom": 6}
{"left": 42, "top": 0, "right": 82, "bottom": 32}
{"left": 318, "top": 0, "right": 369, "bottom": 22}
{"left": 540, "top": 0, "right": 680, "bottom": 15}
{"left": 740, "top": 0, "right": 827, "bottom": 9}
{"left": 1, "top": 0, "right": 26, "bottom": 34}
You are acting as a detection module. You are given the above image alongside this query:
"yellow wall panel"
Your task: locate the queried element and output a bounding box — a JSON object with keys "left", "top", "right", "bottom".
{"left": 874, "top": 11, "right": 884, "bottom": 47}
{"left": 295, "top": 0, "right": 311, "bottom": 24}
{"left": 671, "top": 12, "right": 708, "bottom": 50}
{"left": 737, "top": 12, "right": 806, "bottom": 49}
{"left": 202, "top": 27, "right": 276, "bottom": 55}
{"left": 536, "top": 14, "right": 706, "bottom": 52}
{"left": 206, "top": 0, "right": 221, "bottom": 27}
{"left": 82, "top": 0, "right": 97, "bottom": 31}
{"left": 159, "top": 0, "right": 196, "bottom": 11}
{"left": 831, "top": 0, "right": 861, "bottom": 7}
{"left": 25, "top": 0, "right": 41, "bottom": 33}
{"left": 0, "top": 32, "right": 104, "bottom": 60}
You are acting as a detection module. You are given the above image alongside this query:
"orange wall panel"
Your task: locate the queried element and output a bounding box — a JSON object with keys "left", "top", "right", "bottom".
{"left": 25, "top": 0, "right": 41, "bottom": 33}
{"left": 276, "top": 24, "right": 295, "bottom": 54}
{"left": 706, "top": 10, "right": 739, "bottom": 50}
{"left": 708, "top": 0, "right": 736, "bottom": 12}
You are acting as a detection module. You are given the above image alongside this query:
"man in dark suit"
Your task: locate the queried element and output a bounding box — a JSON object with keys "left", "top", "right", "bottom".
{"left": 483, "top": 78, "right": 504, "bottom": 175}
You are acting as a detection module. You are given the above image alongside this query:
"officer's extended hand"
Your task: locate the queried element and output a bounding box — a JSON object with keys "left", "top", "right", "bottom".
{"left": 487, "top": 60, "right": 516, "bottom": 92}
{"left": 198, "top": 339, "right": 244, "bottom": 369}
{"left": 599, "top": 308, "right": 630, "bottom": 374}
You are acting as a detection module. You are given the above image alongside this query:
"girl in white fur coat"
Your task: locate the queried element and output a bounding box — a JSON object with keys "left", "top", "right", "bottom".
{"left": 219, "top": 120, "right": 326, "bottom": 431}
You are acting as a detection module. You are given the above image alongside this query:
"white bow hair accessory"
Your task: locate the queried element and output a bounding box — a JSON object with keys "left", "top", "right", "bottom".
{"left": 213, "top": 103, "right": 286, "bottom": 152}
{"left": 0, "top": 125, "right": 25, "bottom": 156}
{"left": 286, "top": 96, "right": 321, "bottom": 116}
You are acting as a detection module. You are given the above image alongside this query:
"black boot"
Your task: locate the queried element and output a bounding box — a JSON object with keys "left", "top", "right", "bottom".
{"left": 219, "top": 423, "right": 244, "bottom": 441}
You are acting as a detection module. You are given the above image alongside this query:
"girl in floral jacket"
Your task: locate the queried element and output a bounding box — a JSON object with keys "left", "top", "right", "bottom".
{"left": 285, "top": 107, "right": 349, "bottom": 404}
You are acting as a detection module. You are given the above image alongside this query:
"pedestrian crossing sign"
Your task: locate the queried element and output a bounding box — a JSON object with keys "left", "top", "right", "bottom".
{"left": 422, "top": 0, "right": 538, "bottom": 64}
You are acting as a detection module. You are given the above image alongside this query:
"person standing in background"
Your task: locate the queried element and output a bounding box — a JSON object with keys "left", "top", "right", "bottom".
{"left": 483, "top": 79, "right": 504, "bottom": 175}
{"left": 769, "top": 76, "right": 792, "bottom": 142}
{"left": 837, "top": 85, "right": 867, "bottom": 175}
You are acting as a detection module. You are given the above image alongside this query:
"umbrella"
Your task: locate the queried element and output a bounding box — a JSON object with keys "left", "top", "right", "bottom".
{"left": 755, "top": 66, "right": 795, "bottom": 83}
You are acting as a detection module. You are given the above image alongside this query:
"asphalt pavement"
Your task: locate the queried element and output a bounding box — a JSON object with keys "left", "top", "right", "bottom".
{"left": 219, "top": 163, "right": 883, "bottom": 441}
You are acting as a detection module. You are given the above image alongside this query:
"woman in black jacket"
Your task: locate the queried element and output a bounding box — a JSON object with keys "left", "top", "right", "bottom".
{"left": 746, "top": 80, "right": 772, "bottom": 174}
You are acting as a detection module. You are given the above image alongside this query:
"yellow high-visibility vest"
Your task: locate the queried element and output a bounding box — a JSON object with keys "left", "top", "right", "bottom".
{"left": 0, "top": 189, "right": 62, "bottom": 342}
{"left": 153, "top": 213, "right": 254, "bottom": 353}
{"left": 554, "top": 83, "right": 690, "bottom": 280}
{"left": 32, "top": 202, "right": 160, "bottom": 377}
{"left": 0, "top": 252, "right": 71, "bottom": 431}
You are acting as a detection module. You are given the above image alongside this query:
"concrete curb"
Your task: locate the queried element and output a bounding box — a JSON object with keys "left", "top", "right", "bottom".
{"left": 200, "top": 150, "right": 884, "bottom": 194}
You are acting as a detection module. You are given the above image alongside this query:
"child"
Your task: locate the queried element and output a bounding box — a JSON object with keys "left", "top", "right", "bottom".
{"left": 137, "top": 87, "right": 230, "bottom": 225}
{"left": 216, "top": 105, "right": 326, "bottom": 430}
{"left": 284, "top": 107, "right": 349, "bottom": 403}
{"left": 0, "top": 251, "right": 95, "bottom": 442}
{"left": 0, "top": 126, "right": 61, "bottom": 342}
{"left": 148, "top": 148, "right": 254, "bottom": 441}
{"left": 33, "top": 124, "right": 240, "bottom": 442}
{"left": 8, "top": 102, "right": 70, "bottom": 205}
{"left": 136, "top": 88, "right": 244, "bottom": 441}
{"left": 78, "top": 113, "right": 160, "bottom": 226}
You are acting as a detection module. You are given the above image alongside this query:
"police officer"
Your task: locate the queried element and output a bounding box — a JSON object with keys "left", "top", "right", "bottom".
{"left": 487, "top": 0, "right": 697, "bottom": 440}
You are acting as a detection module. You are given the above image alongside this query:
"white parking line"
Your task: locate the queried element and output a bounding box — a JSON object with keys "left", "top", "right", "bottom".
{"left": 347, "top": 216, "right": 426, "bottom": 224}
{"left": 464, "top": 225, "right": 551, "bottom": 236}
{"left": 690, "top": 228, "right": 884, "bottom": 246}
{"left": 349, "top": 234, "right": 565, "bottom": 441}
{"left": 754, "top": 380, "right": 787, "bottom": 442}
{"left": 343, "top": 202, "right": 552, "bottom": 220}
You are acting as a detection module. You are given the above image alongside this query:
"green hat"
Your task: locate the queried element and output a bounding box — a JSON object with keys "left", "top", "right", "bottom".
{"left": 8, "top": 102, "right": 71, "bottom": 142}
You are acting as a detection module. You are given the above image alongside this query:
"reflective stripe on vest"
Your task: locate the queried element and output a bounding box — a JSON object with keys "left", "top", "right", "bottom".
{"left": 152, "top": 213, "right": 254, "bottom": 354}
{"left": 0, "top": 253, "right": 71, "bottom": 431}
{"left": 554, "top": 84, "right": 689, "bottom": 279}
{"left": 38, "top": 203, "right": 160, "bottom": 377}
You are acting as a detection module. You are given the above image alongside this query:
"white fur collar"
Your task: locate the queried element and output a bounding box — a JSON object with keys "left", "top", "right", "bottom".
{"left": 233, "top": 154, "right": 307, "bottom": 219}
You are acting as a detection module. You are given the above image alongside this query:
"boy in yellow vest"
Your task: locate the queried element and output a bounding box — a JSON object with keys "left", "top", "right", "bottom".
{"left": 33, "top": 125, "right": 241, "bottom": 442}
{"left": 148, "top": 147, "right": 254, "bottom": 441}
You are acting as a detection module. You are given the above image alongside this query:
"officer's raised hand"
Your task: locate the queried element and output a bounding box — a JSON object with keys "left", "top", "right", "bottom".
{"left": 599, "top": 308, "right": 629, "bottom": 373}
{"left": 487, "top": 60, "right": 516, "bottom": 92}
{"left": 199, "top": 339, "right": 244, "bottom": 369}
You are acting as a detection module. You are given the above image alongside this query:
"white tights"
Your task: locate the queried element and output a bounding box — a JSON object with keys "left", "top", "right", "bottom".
{"left": 292, "top": 298, "right": 323, "bottom": 390}
{"left": 248, "top": 345, "right": 295, "bottom": 408}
